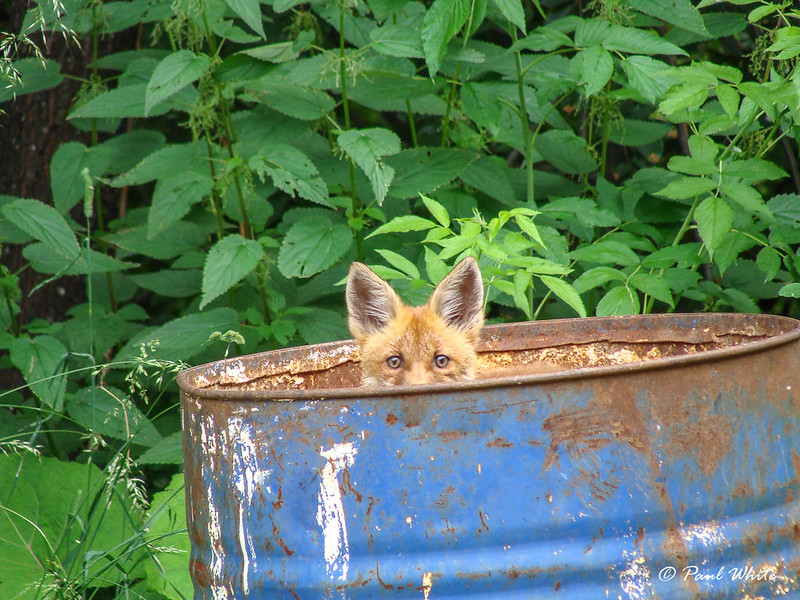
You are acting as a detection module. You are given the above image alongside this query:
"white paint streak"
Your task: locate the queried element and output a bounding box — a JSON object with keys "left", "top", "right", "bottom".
{"left": 200, "top": 414, "right": 229, "bottom": 600}
{"left": 229, "top": 417, "right": 260, "bottom": 594}
{"left": 316, "top": 442, "right": 358, "bottom": 581}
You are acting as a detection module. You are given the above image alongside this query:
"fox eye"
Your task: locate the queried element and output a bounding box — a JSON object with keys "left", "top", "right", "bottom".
{"left": 386, "top": 355, "right": 403, "bottom": 369}
{"left": 434, "top": 354, "right": 450, "bottom": 368}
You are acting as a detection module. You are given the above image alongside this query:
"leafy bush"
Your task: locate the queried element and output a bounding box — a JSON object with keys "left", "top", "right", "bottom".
{"left": 1, "top": 0, "right": 799, "bottom": 597}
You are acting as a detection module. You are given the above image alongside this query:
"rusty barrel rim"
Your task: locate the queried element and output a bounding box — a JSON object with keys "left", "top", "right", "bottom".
{"left": 177, "top": 312, "right": 800, "bottom": 401}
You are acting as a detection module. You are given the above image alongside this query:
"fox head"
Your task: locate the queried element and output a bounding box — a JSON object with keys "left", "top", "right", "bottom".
{"left": 346, "top": 256, "right": 484, "bottom": 386}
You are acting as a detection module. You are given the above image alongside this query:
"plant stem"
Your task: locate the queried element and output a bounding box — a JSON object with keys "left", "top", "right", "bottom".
{"left": 340, "top": 0, "right": 363, "bottom": 261}
{"left": 440, "top": 62, "right": 461, "bottom": 148}
{"left": 406, "top": 98, "right": 418, "bottom": 147}
{"left": 511, "top": 26, "right": 534, "bottom": 205}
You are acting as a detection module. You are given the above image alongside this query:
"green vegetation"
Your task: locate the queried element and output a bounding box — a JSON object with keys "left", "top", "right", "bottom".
{"left": 1, "top": 0, "right": 799, "bottom": 597}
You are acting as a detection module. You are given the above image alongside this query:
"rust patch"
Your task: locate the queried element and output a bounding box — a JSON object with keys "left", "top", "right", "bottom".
{"left": 487, "top": 437, "right": 514, "bottom": 448}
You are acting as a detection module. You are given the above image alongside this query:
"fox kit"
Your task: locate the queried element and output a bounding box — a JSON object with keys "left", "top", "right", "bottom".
{"left": 346, "top": 257, "right": 484, "bottom": 386}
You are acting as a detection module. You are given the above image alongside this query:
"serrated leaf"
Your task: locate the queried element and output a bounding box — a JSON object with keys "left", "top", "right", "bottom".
{"left": 375, "top": 249, "right": 420, "bottom": 279}
{"left": 420, "top": 194, "right": 450, "bottom": 227}
{"left": 621, "top": 55, "right": 679, "bottom": 104}
{"left": 1, "top": 198, "right": 80, "bottom": 261}
{"left": 596, "top": 285, "right": 639, "bottom": 316}
{"left": 716, "top": 84, "right": 740, "bottom": 117}
{"left": 421, "top": 0, "right": 471, "bottom": 76}
{"left": 755, "top": 246, "right": 781, "bottom": 281}
{"left": 200, "top": 234, "right": 264, "bottom": 309}
{"left": 656, "top": 176, "right": 717, "bottom": 200}
{"left": 387, "top": 147, "right": 477, "bottom": 200}
{"left": 23, "top": 244, "right": 137, "bottom": 275}
{"left": 720, "top": 182, "right": 770, "bottom": 215}
{"left": 338, "top": 128, "right": 401, "bottom": 205}
{"left": 659, "top": 83, "right": 709, "bottom": 115}
{"left": 767, "top": 193, "right": 800, "bottom": 224}
{"left": 9, "top": 336, "right": 68, "bottom": 411}
{"left": 69, "top": 84, "right": 170, "bottom": 119}
{"left": 225, "top": 0, "right": 264, "bottom": 37}
{"left": 626, "top": 0, "right": 707, "bottom": 36}
{"left": 250, "top": 144, "right": 330, "bottom": 206}
{"left": 138, "top": 432, "right": 184, "bottom": 465}
{"left": 492, "top": 0, "right": 525, "bottom": 32}
{"left": 145, "top": 50, "right": 210, "bottom": 115}
{"left": 105, "top": 222, "right": 207, "bottom": 260}
{"left": 574, "top": 45, "right": 613, "bottom": 97}
{"left": 630, "top": 272, "right": 674, "bottom": 306}
{"left": 0, "top": 57, "right": 63, "bottom": 102}
{"left": 148, "top": 172, "right": 214, "bottom": 238}
{"left": 695, "top": 196, "right": 733, "bottom": 258}
{"left": 367, "top": 215, "right": 438, "bottom": 238}
{"left": 512, "top": 269, "right": 533, "bottom": 318}
{"left": 424, "top": 246, "right": 449, "bottom": 284}
{"left": 540, "top": 275, "right": 587, "bottom": 317}
{"left": 69, "top": 386, "right": 162, "bottom": 446}
{"left": 534, "top": 129, "right": 597, "bottom": 175}
{"left": 573, "top": 266, "right": 627, "bottom": 293}
{"left": 246, "top": 77, "right": 335, "bottom": 120}
{"left": 370, "top": 23, "right": 425, "bottom": 58}
{"left": 278, "top": 216, "right": 352, "bottom": 278}
{"left": 116, "top": 307, "right": 240, "bottom": 362}
{"left": 112, "top": 143, "right": 207, "bottom": 187}
{"left": 460, "top": 155, "right": 515, "bottom": 205}
{"left": 571, "top": 240, "right": 640, "bottom": 266}
{"left": 722, "top": 158, "right": 788, "bottom": 182}
{"left": 294, "top": 308, "right": 350, "bottom": 344}
{"left": 50, "top": 142, "right": 112, "bottom": 214}
{"left": 575, "top": 19, "right": 686, "bottom": 55}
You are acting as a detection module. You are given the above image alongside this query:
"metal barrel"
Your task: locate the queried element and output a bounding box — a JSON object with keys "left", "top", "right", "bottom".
{"left": 178, "top": 313, "right": 800, "bottom": 599}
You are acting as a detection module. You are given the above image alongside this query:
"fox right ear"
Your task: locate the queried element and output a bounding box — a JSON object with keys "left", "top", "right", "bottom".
{"left": 346, "top": 262, "right": 402, "bottom": 339}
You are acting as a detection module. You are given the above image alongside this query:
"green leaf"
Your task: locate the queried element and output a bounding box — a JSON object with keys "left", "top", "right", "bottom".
{"left": 338, "top": 128, "right": 401, "bottom": 205}
{"left": 143, "top": 473, "right": 193, "bottom": 597}
{"left": 105, "top": 222, "right": 207, "bottom": 260}
{"left": 659, "top": 83, "right": 709, "bottom": 115}
{"left": 491, "top": 0, "right": 525, "bottom": 32}
{"left": 695, "top": 196, "right": 733, "bottom": 258}
{"left": 112, "top": 143, "right": 207, "bottom": 187}
{"left": 200, "top": 234, "right": 264, "bottom": 309}
{"left": 540, "top": 275, "right": 587, "bottom": 317}
{"left": 50, "top": 142, "right": 112, "bottom": 214}
{"left": 629, "top": 272, "right": 674, "bottom": 306}
{"left": 575, "top": 19, "right": 686, "bottom": 56}
{"left": 148, "top": 172, "right": 214, "bottom": 238}
{"left": 69, "top": 386, "right": 162, "bottom": 446}
{"left": 225, "top": 0, "right": 265, "bottom": 37}
{"left": 534, "top": 129, "right": 598, "bottom": 174}
{"left": 68, "top": 84, "right": 171, "bottom": 119}
{"left": 9, "top": 336, "right": 68, "bottom": 411}
{"left": 420, "top": 194, "right": 450, "bottom": 228}
{"left": 367, "top": 215, "right": 438, "bottom": 238}
{"left": 512, "top": 269, "right": 533, "bottom": 318}
{"left": 656, "top": 176, "right": 717, "bottom": 200}
{"left": 779, "top": 283, "right": 800, "bottom": 298}
{"left": 250, "top": 144, "right": 330, "bottom": 206}
{"left": 621, "top": 55, "right": 679, "bottom": 104}
{"left": 722, "top": 158, "right": 788, "bottom": 183}
{"left": 573, "top": 266, "right": 627, "bottom": 293}
{"left": 755, "top": 246, "right": 781, "bottom": 281}
{"left": 375, "top": 249, "right": 420, "bottom": 279}
{"left": 626, "top": 0, "right": 707, "bottom": 36}
{"left": 23, "top": 244, "right": 137, "bottom": 276}
{"left": 460, "top": 155, "right": 515, "bottom": 205}
{"left": 292, "top": 307, "right": 350, "bottom": 344}
{"left": 424, "top": 246, "right": 449, "bottom": 284}
{"left": 720, "top": 182, "right": 770, "bottom": 215}
{"left": 571, "top": 240, "right": 640, "bottom": 266}
{"left": 278, "top": 216, "right": 352, "bottom": 278}
{"left": 145, "top": 50, "right": 210, "bottom": 115}
{"left": 246, "top": 77, "right": 335, "bottom": 120}
{"left": 138, "top": 432, "right": 185, "bottom": 465}
{"left": 116, "top": 307, "right": 240, "bottom": 362}
{"left": 1, "top": 198, "right": 80, "bottom": 261}
{"left": 716, "top": 84, "right": 740, "bottom": 117}
{"left": 574, "top": 46, "right": 613, "bottom": 97}
{"left": 370, "top": 23, "right": 425, "bottom": 58}
{"left": 0, "top": 58, "right": 63, "bottom": 102}
{"left": 0, "top": 455, "right": 137, "bottom": 599}
{"left": 387, "top": 147, "right": 478, "bottom": 200}
{"left": 596, "top": 285, "right": 640, "bottom": 316}
{"left": 421, "top": 0, "right": 471, "bottom": 76}
{"left": 767, "top": 194, "right": 800, "bottom": 224}
{"left": 128, "top": 269, "right": 202, "bottom": 298}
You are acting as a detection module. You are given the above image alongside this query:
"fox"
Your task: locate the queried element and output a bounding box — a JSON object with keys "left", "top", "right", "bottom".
{"left": 346, "top": 256, "right": 484, "bottom": 386}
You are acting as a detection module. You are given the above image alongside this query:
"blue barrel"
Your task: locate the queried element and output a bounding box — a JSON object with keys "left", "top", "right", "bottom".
{"left": 178, "top": 313, "right": 800, "bottom": 599}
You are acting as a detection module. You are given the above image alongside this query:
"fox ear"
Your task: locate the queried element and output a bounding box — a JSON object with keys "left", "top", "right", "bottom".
{"left": 346, "top": 262, "right": 402, "bottom": 339}
{"left": 429, "top": 256, "right": 484, "bottom": 335}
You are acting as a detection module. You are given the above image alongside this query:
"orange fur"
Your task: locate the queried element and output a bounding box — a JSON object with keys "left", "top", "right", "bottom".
{"left": 346, "top": 257, "right": 484, "bottom": 386}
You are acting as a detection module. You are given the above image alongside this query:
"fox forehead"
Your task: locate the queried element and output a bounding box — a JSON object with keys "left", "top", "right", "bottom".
{"left": 364, "top": 305, "right": 468, "bottom": 355}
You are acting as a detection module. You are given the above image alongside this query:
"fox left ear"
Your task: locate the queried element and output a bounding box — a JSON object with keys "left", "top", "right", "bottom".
{"left": 429, "top": 256, "right": 484, "bottom": 335}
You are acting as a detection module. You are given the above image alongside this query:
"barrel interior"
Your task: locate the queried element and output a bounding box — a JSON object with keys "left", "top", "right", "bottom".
{"left": 185, "top": 314, "right": 798, "bottom": 395}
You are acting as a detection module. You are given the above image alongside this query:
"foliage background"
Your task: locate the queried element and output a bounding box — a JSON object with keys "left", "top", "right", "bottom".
{"left": 1, "top": 0, "right": 799, "bottom": 597}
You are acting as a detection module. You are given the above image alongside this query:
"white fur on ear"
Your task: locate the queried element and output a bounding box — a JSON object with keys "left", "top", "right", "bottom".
{"left": 429, "top": 256, "right": 484, "bottom": 333}
{"left": 346, "top": 262, "right": 402, "bottom": 338}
